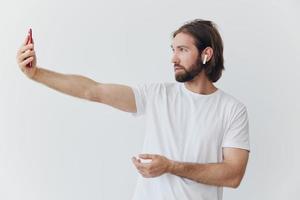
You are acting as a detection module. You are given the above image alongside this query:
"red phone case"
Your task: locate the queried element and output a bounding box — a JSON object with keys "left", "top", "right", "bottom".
{"left": 26, "top": 28, "right": 33, "bottom": 68}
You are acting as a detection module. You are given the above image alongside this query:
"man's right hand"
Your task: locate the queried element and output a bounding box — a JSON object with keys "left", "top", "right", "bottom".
{"left": 16, "top": 37, "right": 38, "bottom": 79}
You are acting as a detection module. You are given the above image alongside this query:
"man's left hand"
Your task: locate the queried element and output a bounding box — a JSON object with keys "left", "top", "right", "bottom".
{"left": 132, "top": 154, "right": 173, "bottom": 178}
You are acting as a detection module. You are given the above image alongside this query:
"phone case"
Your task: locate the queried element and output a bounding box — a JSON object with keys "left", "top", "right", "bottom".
{"left": 26, "top": 28, "right": 33, "bottom": 68}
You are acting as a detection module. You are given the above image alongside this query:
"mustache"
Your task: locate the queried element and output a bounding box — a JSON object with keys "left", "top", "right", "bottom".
{"left": 174, "top": 64, "right": 185, "bottom": 69}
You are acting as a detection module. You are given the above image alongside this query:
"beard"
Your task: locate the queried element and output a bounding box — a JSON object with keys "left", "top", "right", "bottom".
{"left": 175, "top": 57, "right": 203, "bottom": 82}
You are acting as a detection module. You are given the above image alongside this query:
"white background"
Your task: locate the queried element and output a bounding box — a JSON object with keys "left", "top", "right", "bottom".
{"left": 1, "top": 0, "right": 299, "bottom": 199}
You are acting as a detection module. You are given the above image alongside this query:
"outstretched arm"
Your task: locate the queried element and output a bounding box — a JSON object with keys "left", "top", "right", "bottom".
{"left": 16, "top": 37, "right": 137, "bottom": 113}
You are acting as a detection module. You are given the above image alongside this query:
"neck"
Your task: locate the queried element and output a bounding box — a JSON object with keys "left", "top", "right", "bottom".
{"left": 184, "top": 72, "right": 218, "bottom": 95}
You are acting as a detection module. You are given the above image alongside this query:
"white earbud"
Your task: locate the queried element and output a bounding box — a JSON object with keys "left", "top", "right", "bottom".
{"left": 203, "top": 55, "right": 208, "bottom": 64}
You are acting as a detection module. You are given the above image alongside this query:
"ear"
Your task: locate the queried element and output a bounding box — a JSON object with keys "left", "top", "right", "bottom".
{"left": 201, "top": 47, "right": 213, "bottom": 64}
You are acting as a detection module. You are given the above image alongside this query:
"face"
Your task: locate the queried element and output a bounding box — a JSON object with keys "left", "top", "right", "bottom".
{"left": 171, "top": 32, "right": 203, "bottom": 82}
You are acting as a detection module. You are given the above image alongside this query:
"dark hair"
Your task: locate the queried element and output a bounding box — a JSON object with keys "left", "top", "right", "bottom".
{"left": 172, "top": 19, "right": 224, "bottom": 82}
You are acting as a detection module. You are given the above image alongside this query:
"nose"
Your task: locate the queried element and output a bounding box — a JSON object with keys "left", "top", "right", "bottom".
{"left": 171, "top": 53, "right": 179, "bottom": 64}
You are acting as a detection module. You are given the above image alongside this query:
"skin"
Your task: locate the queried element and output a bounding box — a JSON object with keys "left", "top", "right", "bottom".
{"left": 16, "top": 32, "right": 249, "bottom": 188}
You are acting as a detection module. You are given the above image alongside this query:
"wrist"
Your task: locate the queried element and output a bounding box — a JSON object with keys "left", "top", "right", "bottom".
{"left": 167, "top": 159, "right": 176, "bottom": 174}
{"left": 31, "top": 66, "right": 40, "bottom": 80}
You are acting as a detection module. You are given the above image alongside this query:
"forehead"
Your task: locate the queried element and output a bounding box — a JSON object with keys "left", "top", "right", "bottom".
{"left": 172, "top": 32, "right": 196, "bottom": 47}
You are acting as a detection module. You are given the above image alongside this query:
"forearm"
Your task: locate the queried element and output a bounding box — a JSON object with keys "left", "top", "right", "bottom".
{"left": 168, "top": 161, "right": 242, "bottom": 188}
{"left": 32, "top": 66, "right": 98, "bottom": 99}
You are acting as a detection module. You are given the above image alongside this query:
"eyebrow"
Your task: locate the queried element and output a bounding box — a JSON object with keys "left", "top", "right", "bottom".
{"left": 170, "top": 45, "right": 190, "bottom": 49}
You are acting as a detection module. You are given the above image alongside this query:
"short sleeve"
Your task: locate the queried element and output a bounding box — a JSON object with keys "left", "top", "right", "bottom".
{"left": 130, "top": 83, "right": 157, "bottom": 117}
{"left": 222, "top": 105, "right": 250, "bottom": 151}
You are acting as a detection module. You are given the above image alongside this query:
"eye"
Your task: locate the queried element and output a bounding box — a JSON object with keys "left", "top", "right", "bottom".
{"left": 179, "top": 47, "right": 187, "bottom": 52}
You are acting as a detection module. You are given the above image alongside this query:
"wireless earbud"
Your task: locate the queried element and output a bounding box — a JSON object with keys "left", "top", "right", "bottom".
{"left": 203, "top": 54, "right": 208, "bottom": 64}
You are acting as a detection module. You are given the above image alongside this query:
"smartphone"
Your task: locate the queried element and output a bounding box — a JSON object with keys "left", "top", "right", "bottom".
{"left": 26, "top": 28, "right": 33, "bottom": 68}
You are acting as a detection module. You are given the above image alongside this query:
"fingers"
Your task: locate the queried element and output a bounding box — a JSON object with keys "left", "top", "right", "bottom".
{"left": 18, "top": 43, "right": 34, "bottom": 55}
{"left": 16, "top": 41, "right": 35, "bottom": 67}
{"left": 19, "top": 57, "right": 34, "bottom": 68}
{"left": 132, "top": 157, "right": 159, "bottom": 178}
{"left": 132, "top": 157, "right": 145, "bottom": 169}
{"left": 18, "top": 34, "right": 34, "bottom": 55}
{"left": 18, "top": 35, "right": 31, "bottom": 55}
{"left": 18, "top": 49, "right": 35, "bottom": 62}
{"left": 132, "top": 157, "right": 145, "bottom": 175}
{"left": 132, "top": 157, "right": 141, "bottom": 166}
{"left": 17, "top": 51, "right": 35, "bottom": 69}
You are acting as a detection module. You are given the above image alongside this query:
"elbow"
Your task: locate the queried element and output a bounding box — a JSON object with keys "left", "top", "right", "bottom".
{"left": 227, "top": 176, "right": 243, "bottom": 189}
{"left": 230, "top": 181, "right": 240, "bottom": 189}
{"left": 84, "top": 83, "right": 103, "bottom": 102}
{"left": 84, "top": 89, "right": 94, "bottom": 101}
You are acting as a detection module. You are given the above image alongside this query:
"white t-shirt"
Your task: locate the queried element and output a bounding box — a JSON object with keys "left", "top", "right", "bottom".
{"left": 130, "top": 82, "right": 250, "bottom": 200}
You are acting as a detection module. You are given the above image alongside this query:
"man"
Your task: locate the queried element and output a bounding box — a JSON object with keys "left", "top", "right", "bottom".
{"left": 16, "top": 19, "right": 250, "bottom": 200}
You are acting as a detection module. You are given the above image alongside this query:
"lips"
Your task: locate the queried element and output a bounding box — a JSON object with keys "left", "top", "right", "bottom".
{"left": 174, "top": 66, "right": 183, "bottom": 71}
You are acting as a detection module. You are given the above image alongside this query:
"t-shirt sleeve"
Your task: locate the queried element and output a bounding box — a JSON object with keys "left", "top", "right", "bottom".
{"left": 222, "top": 104, "right": 250, "bottom": 151}
{"left": 130, "top": 83, "right": 156, "bottom": 117}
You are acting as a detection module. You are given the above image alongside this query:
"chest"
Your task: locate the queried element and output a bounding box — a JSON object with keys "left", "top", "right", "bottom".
{"left": 145, "top": 94, "right": 226, "bottom": 161}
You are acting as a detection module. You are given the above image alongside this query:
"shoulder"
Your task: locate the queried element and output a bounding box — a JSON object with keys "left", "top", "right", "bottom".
{"left": 134, "top": 82, "right": 178, "bottom": 93}
{"left": 218, "top": 89, "right": 247, "bottom": 114}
